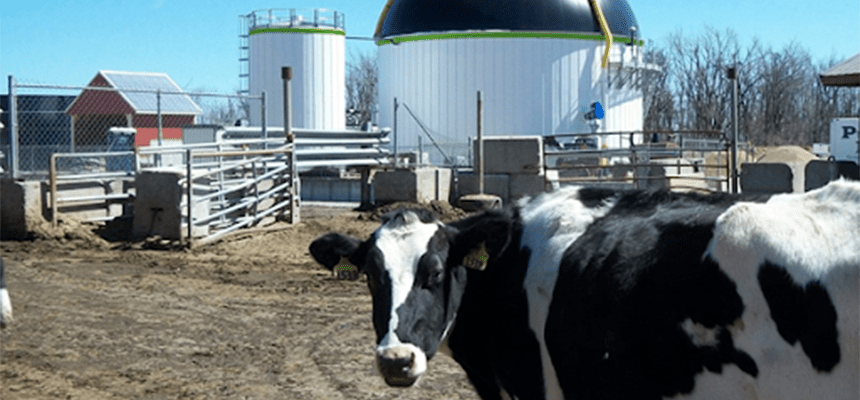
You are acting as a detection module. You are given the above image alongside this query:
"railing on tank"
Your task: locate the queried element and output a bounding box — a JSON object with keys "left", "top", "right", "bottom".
{"left": 244, "top": 8, "right": 345, "bottom": 31}
{"left": 544, "top": 130, "right": 752, "bottom": 193}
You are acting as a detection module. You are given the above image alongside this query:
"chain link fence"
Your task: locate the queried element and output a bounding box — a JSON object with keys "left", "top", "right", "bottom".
{"left": 2, "top": 75, "right": 262, "bottom": 180}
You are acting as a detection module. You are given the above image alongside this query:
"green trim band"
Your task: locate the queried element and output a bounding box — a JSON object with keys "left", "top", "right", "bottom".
{"left": 250, "top": 27, "right": 345, "bottom": 36}
{"left": 376, "top": 31, "right": 643, "bottom": 46}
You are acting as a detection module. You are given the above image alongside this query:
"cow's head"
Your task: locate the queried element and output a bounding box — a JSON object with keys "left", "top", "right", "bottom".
{"left": 309, "top": 208, "right": 512, "bottom": 387}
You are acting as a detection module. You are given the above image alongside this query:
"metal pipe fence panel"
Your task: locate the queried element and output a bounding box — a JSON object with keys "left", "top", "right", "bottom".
{"left": 49, "top": 152, "right": 137, "bottom": 226}
{"left": 176, "top": 146, "right": 297, "bottom": 247}
{"left": 544, "top": 130, "right": 743, "bottom": 192}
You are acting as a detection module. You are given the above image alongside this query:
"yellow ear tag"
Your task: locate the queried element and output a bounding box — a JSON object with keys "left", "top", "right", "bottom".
{"left": 463, "top": 242, "right": 489, "bottom": 271}
{"left": 336, "top": 256, "right": 360, "bottom": 281}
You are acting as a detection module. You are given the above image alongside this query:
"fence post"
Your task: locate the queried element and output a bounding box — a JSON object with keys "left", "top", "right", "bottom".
{"left": 50, "top": 154, "right": 58, "bottom": 227}
{"left": 282, "top": 66, "right": 299, "bottom": 224}
{"left": 261, "top": 91, "right": 267, "bottom": 149}
{"left": 252, "top": 160, "right": 259, "bottom": 221}
{"left": 8, "top": 75, "right": 19, "bottom": 179}
{"left": 727, "top": 67, "right": 739, "bottom": 194}
{"left": 186, "top": 148, "right": 194, "bottom": 248}
{"left": 393, "top": 97, "right": 398, "bottom": 168}
{"left": 476, "top": 91, "right": 484, "bottom": 194}
{"left": 157, "top": 89, "right": 163, "bottom": 167}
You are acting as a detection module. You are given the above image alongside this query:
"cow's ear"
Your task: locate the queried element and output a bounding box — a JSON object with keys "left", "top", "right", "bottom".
{"left": 450, "top": 210, "right": 513, "bottom": 271}
{"left": 309, "top": 233, "right": 362, "bottom": 272}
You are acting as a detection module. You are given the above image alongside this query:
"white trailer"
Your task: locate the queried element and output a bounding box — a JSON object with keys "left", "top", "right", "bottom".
{"left": 830, "top": 117, "right": 859, "bottom": 164}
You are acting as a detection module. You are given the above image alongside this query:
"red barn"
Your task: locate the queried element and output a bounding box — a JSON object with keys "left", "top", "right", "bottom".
{"left": 66, "top": 70, "right": 202, "bottom": 148}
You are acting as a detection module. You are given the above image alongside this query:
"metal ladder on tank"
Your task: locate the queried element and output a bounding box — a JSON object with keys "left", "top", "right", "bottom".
{"left": 238, "top": 15, "right": 250, "bottom": 95}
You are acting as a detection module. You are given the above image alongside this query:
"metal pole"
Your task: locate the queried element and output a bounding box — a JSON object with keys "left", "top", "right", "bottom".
{"left": 157, "top": 89, "right": 163, "bottom": 167}
{"left": 157, "top": 89, "right": 163, "bottom": 146}
{"left": 477, "top": 91, "right": 484, "bottom": 194}
{"left": 261, "top": 91, "right": 267, "bottom": 148}
{"left": 282, "top": 66, "right": 299, "bottom": 224}
{"left": 186, "top": 148, "right": 194, "bottom": 248}
{"left": 727, "top": 67, "right": 739, "bottom": 194}
{"left": 70, "top": 115, "right": 76, "bottom": 153}
{"left": 8, "top": 76, "right": 19, "bottom": 179}
{"left": 418, "top": 135, "right": 423, "bottom": 166}
{"left": 283, "top": 69, "right": 292, "bottom": 141}
{"left": 50, "top": 154, "right": 58, "bottom": 227}
{"left": 393, "top": 97, "right": 398, "bottom": 168}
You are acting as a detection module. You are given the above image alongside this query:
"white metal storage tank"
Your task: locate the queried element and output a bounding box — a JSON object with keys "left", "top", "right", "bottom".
{"left": 375, "top": 0, "right": 644, "bottom": 164}
{"left": 244, "top": 8, "right": 345, "bottom": 130}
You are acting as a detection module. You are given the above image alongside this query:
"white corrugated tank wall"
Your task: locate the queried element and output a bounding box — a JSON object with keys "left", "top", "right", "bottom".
{"left": 378, "top": 37, "right": 643, "bottom": 164}
{"left": 249, "top": 31, "right": 345, "bottom": 130}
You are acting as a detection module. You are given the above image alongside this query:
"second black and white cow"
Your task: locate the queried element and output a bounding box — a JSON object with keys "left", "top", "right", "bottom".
{"left": 1, "top": 257, "right": 11, "bottom": 329}
{"left": 309, "top": 181, "right": 860, "bottom": 399}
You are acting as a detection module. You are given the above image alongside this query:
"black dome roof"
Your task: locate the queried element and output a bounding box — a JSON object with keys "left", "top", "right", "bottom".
{"left": 377, "top": 0, "right": 639, "bottom": 39}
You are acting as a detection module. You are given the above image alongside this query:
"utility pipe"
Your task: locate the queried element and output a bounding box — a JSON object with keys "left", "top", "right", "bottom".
{"left": 589, "top": 0, "right": 613, "bottom": 68}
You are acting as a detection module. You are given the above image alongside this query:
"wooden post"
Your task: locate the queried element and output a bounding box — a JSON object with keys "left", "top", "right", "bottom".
{"left": 728, "top": 66, "right": 739, "bottom": 194}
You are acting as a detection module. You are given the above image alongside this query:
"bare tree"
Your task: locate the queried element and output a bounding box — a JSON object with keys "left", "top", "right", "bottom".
{"left": 648, "top": 26, "right": 859, "bottom": 147}
{"left": 665, "top": 27, "right": 761, "bottom": 134}
{"left": 345, "top": 49, "right": 378, "bottom": 127}
{"left": 642, "top": 47, "right": 675, "bottom": 131}
{"left": 755, "top": 42, "right": 814, "bottom": 145}
{"left": 187, "top": 87, "right": 250, "bottom": 126}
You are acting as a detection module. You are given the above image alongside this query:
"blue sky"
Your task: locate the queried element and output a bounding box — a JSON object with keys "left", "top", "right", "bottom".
{"left": 1, "top": 0, "right": 858, "bottom": 94}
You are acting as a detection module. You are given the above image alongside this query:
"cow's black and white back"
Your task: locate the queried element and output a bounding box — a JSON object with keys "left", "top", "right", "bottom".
{"left": 702, "top": 180, "right": 860, "bottom": 399}
{"left": 309, "top": 182, "right": 860, "bottom": 400}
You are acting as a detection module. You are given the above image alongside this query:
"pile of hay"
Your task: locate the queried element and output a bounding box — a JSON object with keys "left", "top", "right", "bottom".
{"left": 753, "top": 146, "right": 817, "bottom": 164}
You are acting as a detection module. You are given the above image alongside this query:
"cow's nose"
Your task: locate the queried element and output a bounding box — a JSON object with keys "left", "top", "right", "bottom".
{"left": 378, "top": 347, "right": 418, "bottom": 387}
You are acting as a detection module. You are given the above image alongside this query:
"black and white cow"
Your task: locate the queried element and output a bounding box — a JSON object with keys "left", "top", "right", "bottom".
{"left": 309, "top": 181, "right": 860, "bottom": 399}
{"left": 1, "top": 257, "right": 11, "bottom": 329}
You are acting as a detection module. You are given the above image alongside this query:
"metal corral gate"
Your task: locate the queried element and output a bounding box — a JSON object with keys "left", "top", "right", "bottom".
{"left": 544, "top": 130, "right": 750, "bottom": 193}
{"left": 47, "top": 127, "right": 390, "bottom": 246}
{"left": 137, "top": 127, "right": 388, "bottom": 247}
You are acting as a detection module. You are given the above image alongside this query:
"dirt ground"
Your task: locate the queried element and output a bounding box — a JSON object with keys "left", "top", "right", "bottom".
{"left": 0, "top": 204, "right": 479, "bottom": 399}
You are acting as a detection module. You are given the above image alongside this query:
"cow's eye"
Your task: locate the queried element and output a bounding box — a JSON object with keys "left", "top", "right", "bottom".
{"left": 420, "top": 254, "right": 445, "bottom": 288}
{"left": 430, "top": 268, "right": 445, "bottom": 285}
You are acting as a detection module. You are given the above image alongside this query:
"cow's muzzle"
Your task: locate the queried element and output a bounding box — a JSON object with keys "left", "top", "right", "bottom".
{"left": 377, "top": 345, "right": 424, "bottom": 387}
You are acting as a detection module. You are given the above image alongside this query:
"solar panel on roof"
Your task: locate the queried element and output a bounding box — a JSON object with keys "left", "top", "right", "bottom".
{"left": 101, "top": 71, "right": 202, "bottom": 114}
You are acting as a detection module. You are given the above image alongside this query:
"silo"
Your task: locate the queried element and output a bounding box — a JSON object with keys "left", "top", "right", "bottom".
{"left": 243, "top": 8, "right": 345, "bottom": 130}
{"left": 375, "top": 0, "right": 644, "bottom": 164}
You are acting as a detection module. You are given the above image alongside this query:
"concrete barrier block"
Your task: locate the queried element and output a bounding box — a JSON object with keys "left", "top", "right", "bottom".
{"left": 474, "top": 136, "right": 543, "bottom": 175}
{"left": 456, "top": 173, "right": 509, "bottom": 203}
{"left": 740, "top": 163, "right": 794, "bottom": 195}
{"left": 1, "top": 179, "right": 45, "bottom": 239}
{"left": 374, "top": 168, "right": 451, "bottom": 204}
{"left": 509, "top": 173, "right": 546, "bottom": 201}
{"left": 133, "top": 171, "right": 208, "bottom": 240}
{"left": 804, "top": 160, "right": 860, "bottom": 191}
